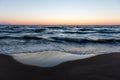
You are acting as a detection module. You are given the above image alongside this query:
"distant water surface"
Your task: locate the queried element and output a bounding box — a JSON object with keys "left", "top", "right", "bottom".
{"left": 0, "top": 25, "right": 120, "bottom": 54}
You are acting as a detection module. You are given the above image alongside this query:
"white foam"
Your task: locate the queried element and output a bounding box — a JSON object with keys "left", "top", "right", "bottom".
{"left": 11, "top": 51, "right": 96, "bottom": 67}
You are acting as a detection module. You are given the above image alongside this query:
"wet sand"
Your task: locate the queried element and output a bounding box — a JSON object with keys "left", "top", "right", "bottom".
{"left": 0, "top": 52, "right": 120, "bottom": 80}
{"left": 11, "top": 51, "right": 95, "bottom": 67}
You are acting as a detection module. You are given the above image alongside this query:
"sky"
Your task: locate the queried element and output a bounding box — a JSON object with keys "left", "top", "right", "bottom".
{"left": 0, "top": 0, "right": 120, "bottom": 25}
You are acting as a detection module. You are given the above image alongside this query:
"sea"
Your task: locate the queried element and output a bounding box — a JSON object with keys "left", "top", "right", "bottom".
{"left": 0, "top": 25, "right": 120, "bottom": 54}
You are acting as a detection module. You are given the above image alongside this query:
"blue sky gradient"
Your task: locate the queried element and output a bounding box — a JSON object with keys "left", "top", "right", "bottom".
{"left": 0, "top": 0, "right": 120, "bottom": 25}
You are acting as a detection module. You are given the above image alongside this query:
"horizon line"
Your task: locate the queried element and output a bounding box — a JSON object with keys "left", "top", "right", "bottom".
{"left": 0, "top": 24, "right": 120, "bottom": 26}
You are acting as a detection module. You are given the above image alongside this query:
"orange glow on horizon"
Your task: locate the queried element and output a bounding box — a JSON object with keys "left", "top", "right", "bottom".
{"left": 1, "top": 18, "right": 120, "bottom": 25}
{"left": 0, "top": 15, "right": 120, "bottom": 25}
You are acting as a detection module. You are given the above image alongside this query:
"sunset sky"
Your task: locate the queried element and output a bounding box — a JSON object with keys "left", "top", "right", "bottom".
{"left": 0, "top": 0, "right": 120, "bottom": 25}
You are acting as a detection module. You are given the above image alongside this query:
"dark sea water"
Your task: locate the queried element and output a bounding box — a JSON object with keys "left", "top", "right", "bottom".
{"left": 0, "top": 25, "right": 120, "bottom": 54}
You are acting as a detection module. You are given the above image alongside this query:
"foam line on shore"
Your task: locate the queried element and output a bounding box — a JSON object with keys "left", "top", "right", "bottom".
{"left": 11, "top": 51, "right": 96, "bottom": 67}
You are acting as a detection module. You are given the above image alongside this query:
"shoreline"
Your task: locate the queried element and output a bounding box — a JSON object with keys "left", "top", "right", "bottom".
{"left": 11, "top": 51, "right": 96, "bottom": 67}
{"left": 0, "top": 52, "right": 120, "bottom": 80}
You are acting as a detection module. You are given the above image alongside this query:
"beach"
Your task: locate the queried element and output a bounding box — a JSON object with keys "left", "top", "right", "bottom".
{"left": 0, "top": 0, "right": 120, "bottom": 79}
{"left": 0, "top": 51, "right": 120, "bottom": 80}
{"left": 0, "top": 25, "right": 120, "bottom": 80}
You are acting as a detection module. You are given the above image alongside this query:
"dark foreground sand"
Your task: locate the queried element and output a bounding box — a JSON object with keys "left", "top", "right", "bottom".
{"left": 0, "top": 53, "right": 120, "bottom": 80}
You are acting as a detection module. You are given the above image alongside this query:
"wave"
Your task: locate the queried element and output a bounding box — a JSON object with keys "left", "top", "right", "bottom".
{"left": 0, "top": 25, "right": 120, "bottom": 34}
{"left": 51, "top": 37, "right": 120, "bottom": 43}
{"left": 62, "top": 31, "right": 96, "bottom": 34}
{"left": 0, "top": 36, "right": 43, "bottom": 40}
{"left": 78, "top": 28, "right": 94, "bottom": 31}
{"left": 0, "top": 25, "right": 120, "bottom": 44}
{"left": 0, "top": 35, "right": 120, "bottom": 44}
{"left": 0, "top": 28, "right": 46, "bottom": 33}
{"left": 96, "top": 29, "right": 120, "bottom": 33}
{"left": 63, "top": 29, "right": 120, "bottom": 34}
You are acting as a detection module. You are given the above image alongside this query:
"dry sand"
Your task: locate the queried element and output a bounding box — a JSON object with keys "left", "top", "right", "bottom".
{"left": 0, "top": 51, "right": 120, "bottom": 80}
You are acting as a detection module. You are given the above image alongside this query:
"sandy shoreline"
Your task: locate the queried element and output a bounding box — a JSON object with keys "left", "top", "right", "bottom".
{"left": 0, "top": 51, "right": 120, "bottom": 80}
{"left": 11, "top": 51, "right": 96, "bottom": 67}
